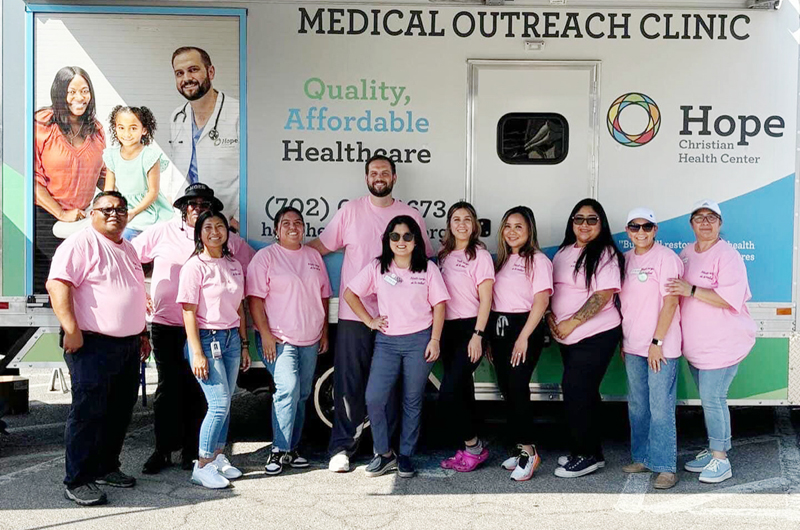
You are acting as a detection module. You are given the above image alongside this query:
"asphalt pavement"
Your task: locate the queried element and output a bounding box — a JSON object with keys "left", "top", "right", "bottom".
{"left": 1, "top": 368, "right": 799, "bottom": 530}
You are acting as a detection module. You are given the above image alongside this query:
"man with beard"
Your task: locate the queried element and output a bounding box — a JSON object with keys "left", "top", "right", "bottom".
{"left": 308, "top": 155, "right": 433, "bottom": 473}
{"left": 48, "top": 191, "right": 150, "bottom": 506}
{"left": 169, "top": 47, "right": 240, "bottom": 230}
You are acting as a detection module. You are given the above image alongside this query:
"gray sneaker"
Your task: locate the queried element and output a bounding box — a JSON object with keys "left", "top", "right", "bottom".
{"left": 96, "top": 470, "right": 136, "bottom": 488}
{"left": 64, "top": 483, "right": 108, "bottom": 506}
{"left": 365, "top": 454, "right": 397, "bottom": 477}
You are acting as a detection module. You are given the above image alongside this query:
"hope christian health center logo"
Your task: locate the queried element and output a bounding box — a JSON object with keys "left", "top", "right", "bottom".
{"left": 607, "top": 93, "right": 661, "bottom": 147}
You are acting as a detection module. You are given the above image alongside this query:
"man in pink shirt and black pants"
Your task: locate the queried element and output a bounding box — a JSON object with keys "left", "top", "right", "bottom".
{"left": 308, "top": 155, "right": 433, "bottom": 473}
{"left": 47, "top": 191, "right": 151, "bottom": 506}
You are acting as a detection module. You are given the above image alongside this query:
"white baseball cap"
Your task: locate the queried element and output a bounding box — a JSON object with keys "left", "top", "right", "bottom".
{"left": 626, "top": 207, "right": 657, "bottom": 225}
{"left": 691, "top": 199, "right": 722, "bottom": 217}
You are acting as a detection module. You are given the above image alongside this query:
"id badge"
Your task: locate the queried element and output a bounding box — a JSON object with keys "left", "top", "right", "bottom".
{"left": 383, "top": 273, "right": 400, "bottom": 286}
{"left": 210, "top": 340, "right": 222, "bottom": 359}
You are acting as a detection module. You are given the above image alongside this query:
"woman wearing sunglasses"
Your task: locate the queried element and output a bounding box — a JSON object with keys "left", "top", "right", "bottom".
{"left": 547, "top": 198, "right": 625, "bottom": 478}
{"left": 666, "top": 200, "right": 755, "bottom": 484}
{"left": 437, "top": 202, "right": 494, "bottom": 473}
{"left": 344, "top": 215, "right": 449, "bottom": 478}
{"left": 619, "top": 208, "right": 683, "bottom": 489}
{"left": 490, "top": 206, "right": 553, "bottom": 481}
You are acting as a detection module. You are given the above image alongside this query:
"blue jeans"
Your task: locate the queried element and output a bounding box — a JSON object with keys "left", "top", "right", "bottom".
{"left": 625, "top": 354, "right": 678, "bottom": 473}
{"left": 366, "top": 328, "right": 433, "bottom": 457}
{"left": 185, "top": 328, "right": 241, "bottom": 459}
{"left": 257, "top": 335, "right": 318, "bottom": 452}
{"left": 689, "top": 362, "right": 739, "bottom": 452}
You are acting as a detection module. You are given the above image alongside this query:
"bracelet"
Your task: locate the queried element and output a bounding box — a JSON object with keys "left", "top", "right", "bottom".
{"left": 431, "top": 338, "right": 440, "bottom": 342}
{"left": 473, "top": 329, "right": 485, "bottom": 337}
{"left": 690, "top": 285, "right": 697, "bottom": 297}
{"left": 241, "top": 339, "right": 250, "bottom": 346}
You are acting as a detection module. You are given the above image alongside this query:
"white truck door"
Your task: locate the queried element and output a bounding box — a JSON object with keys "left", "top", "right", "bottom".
{"left": 468, "top": 61, "right": 600, "bottom": 253}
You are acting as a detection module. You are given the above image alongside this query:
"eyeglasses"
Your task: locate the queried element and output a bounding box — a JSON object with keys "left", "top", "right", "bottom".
{"left": 389, "top": 232, "right": 415, "bottom": 242}
{"left": 627, "top": 222, "right": 656, "bottom": 233}
{"left": 93, "top": 207, "right": 128, "bottom": 217}
{"left": 691, "top": 213, "right": 720, "bottom": 224}
{"left": 572, "top": 216, "right": 599, "bottom": 226}
{"left": 187, "top": 200, "right": 212, "bottom": 210}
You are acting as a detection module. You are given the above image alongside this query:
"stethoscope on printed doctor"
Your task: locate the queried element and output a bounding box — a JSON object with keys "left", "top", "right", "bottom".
{"left": 171, "top": 91, "right": 225, "bottom": 146}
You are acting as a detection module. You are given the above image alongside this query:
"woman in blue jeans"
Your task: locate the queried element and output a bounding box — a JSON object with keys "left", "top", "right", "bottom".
{"left": 619, "top": 208, "right": 684, "bottom": 489}
{"left": 178, "top": 210, "right": 250, "bottom": 489}
{"left": 344, "top": 215, "right": 450, "bottom": 478}
{"left": 666, "top": 200, "right": 756, "bottom": 484}
{"left": 247, "top": 206, "right": 331, "bottom": 475}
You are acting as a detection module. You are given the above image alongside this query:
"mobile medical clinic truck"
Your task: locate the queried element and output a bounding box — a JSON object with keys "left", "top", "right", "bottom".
{"left": 1, "top": 0, "right": 798, "bottom": 427}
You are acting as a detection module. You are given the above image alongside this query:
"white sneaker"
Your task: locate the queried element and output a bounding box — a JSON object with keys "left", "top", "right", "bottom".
{"left": 191, "top": 461, "right": 230, "bottom": 489}
{"left": 510, "top": 450, "right": 541, "bottom": 482}
{"left": 214, "top": 454, "right": 243, "bottom": 480}
{"left": 328, "top": 452, "right": 350, "bottom": 473}
{"left": 501, "top": 455, "right": 519, "bottom": 471}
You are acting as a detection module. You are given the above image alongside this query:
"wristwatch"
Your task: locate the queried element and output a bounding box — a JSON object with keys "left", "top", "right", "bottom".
{"left": 651, "top": 338, "right": 664, "bottom": 347}
{"left": 473, "top": 329, "right": 485, "bottom": 337}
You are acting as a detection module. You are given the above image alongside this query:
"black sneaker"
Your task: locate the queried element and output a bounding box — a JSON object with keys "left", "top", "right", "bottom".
{"left": 264, "top": 449, "right": 285, "bottom": 475}
{"left": 64, "top": 483, "right": 108, "bottom": 506}
{"left": 285, "top": 450, "right": 310, "bottom": 469}
{"left": 364, "top": 453, "right": 397, "bottom": 477}
{"left": 554, "top": 455, "right": 600, "bottom": 478}
{"left": 142, "top": 451, "right": 172, "bottom": 475}
{"left": 397, "top": 455, "right": 415, "bottom": 478}
{"left": 96, "top": 470, "right": 136, "bottom": 488}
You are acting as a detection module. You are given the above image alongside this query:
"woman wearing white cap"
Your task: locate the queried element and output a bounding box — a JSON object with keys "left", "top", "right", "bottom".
{"left": 666, "top": 199, "right": 756, "bottom": 484}
{"left": 619, "top": 208, "right": 683, "bottom": 490}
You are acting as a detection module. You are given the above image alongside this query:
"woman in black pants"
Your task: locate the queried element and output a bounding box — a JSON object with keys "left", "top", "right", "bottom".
{"left": 489, "top": 206, "right": 553, "bottom": 482}
{"left": 437, "top": 202, "right": 495, "bottom": 473}
{"left": 547, "top": 198, "right": 625, "bottom": 478}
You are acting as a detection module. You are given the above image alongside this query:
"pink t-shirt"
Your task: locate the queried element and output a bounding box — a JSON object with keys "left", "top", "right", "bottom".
{"left": 319, "top": 196, "right": 434, "bottom": 321}
{"left": 620, "top": 244, "right": 683, "bottom": 359}
{"left": 177, "top": 255, "right": 245, "bottom": 330}
{"left": 347, "top": 260, "right": 450, "bottom": 336}
{"left": 551, "top": 245, "right": 622, "bottom": 346}
{"left": 440, "top": 248, "right": 495, "bottom": 320}
{"left": 48, "top": 227, "right": 146, "bottom": 337}
{"left": 133, "top": 218, "right": 255, "bottom": 326}
{"left": 492, "top": 252, "right": 553, "bottom": 313}
{"left": 246, "top": 244, "right": 332, "bottom": 346}
{"left": 679, "top": 240, "right": 756, "bottom": 369}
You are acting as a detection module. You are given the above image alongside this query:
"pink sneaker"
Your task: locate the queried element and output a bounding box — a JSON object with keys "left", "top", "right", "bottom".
{"left": 440, "top": 450, "right": 466, "bottom": 470}
{"left": 452, "top": 448, "right": 489, "bottom": 473}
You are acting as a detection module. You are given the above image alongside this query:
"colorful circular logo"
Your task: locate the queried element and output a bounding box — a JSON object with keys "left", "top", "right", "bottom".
{"left": 607, "top": 93, "right": 661, "bottom": 147}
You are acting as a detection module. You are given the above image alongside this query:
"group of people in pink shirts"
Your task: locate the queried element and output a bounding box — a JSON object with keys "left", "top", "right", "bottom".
{"left": 49, "top": 152, "right": 755, "bottom": 505}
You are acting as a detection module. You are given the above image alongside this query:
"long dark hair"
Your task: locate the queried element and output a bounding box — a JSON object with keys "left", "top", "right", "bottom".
{"left": 192, "top": 210, "right": 232, "bottom": 258}
{"left": 378, "top": 215, "right": 428, "bottom": 274}
{"left": 438, "top": 201, "right": 485, "bottom": 264}
{"left": 38, "top": 66, "right": 99, "bottom": 139}
{"left": 558, "top": 198, "right": 625, "bottom": 289}
{"left": 495, "top": 206, "right": 541, "bottom": 275}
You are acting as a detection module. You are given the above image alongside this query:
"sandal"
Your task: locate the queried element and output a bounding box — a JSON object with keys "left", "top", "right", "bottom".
{"left": 452, "top": 448, "right": 489, "bottom": 473}
{"left": 440, "top": 450, "right": 467, "bottom": 470}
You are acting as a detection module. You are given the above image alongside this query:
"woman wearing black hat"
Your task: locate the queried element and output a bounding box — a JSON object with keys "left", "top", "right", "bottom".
{"left": 131, "top": 183, "right": 254, "bottom": 473}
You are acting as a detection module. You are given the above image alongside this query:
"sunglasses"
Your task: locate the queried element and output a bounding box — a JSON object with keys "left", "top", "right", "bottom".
{"left": 187, "top": 200, "right": 212, "bottom": 209}
{"left": 627, "top": 222, "right": 656, "bottom": 232}
{"left": 572, "top": 216, "right": 600, "bottom": 226}
{"left": 94, "top": 207, "right": 128, "bottom": 217}
{"left": 691, "top": 213, "right": 720, "bottom": 224}
{"left": 389, "top": 232, "right": 415, "bottom": 242}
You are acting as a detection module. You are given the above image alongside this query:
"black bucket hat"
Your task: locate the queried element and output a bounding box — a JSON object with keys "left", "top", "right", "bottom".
{"left": 173, "top": 182, "right": 224, "bottom": 212}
